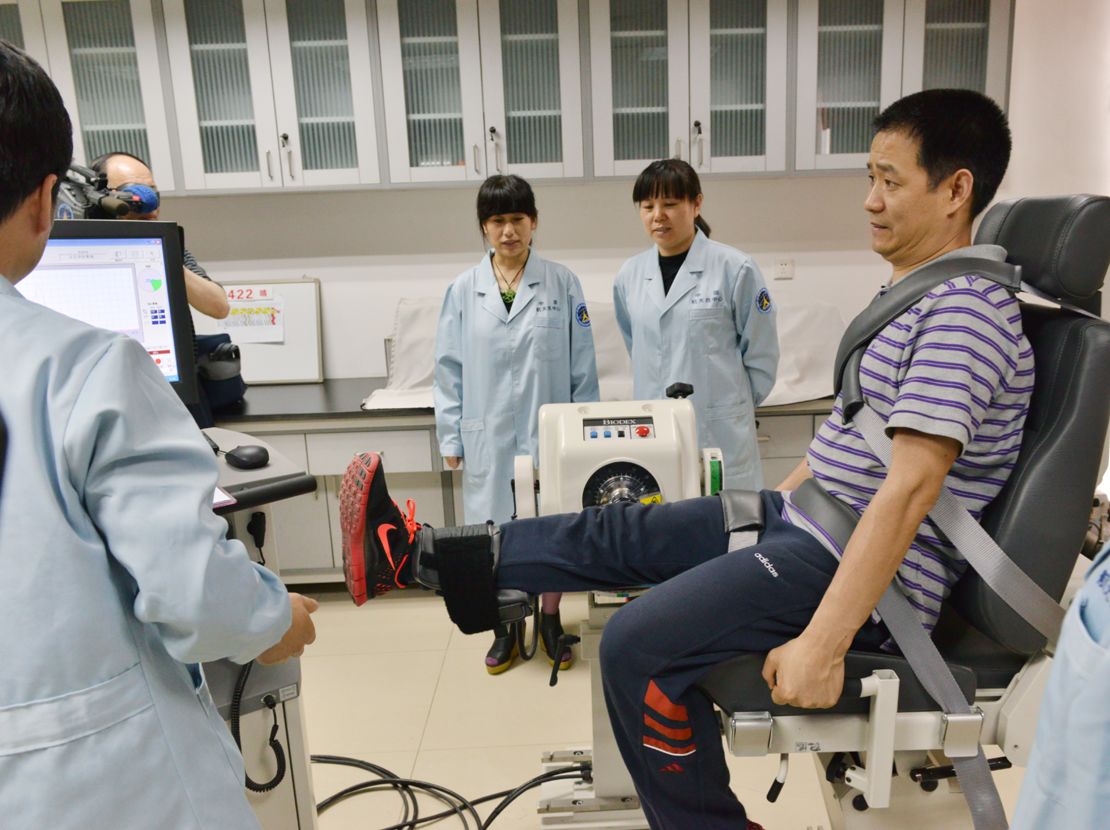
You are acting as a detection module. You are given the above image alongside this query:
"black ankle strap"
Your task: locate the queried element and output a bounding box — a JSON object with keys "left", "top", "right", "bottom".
{"left": 433, "top": 526, "right": 501, "bottom": 634}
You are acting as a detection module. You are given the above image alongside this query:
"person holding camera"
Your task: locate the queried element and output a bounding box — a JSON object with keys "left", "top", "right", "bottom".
{"left": 91, "top": 150, "right": 229, "bottom": 320}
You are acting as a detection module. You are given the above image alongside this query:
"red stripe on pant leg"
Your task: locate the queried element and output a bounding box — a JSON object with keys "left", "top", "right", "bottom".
{"left": 642, "top": 735, "right": 697, "bottom": 756}
{"left": 644, "top": 679, "right": 688, "bottom": 722}
{"left": 644, "top": 713, "right": 693, "bottom": 742}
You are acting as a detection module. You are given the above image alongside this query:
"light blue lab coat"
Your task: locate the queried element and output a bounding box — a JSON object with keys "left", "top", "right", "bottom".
{"left": 0, "top": 278, "right": 290, "bottom": 829}
{"left": 435, "top": 253, "right": 600, "bottom": 523}
{"left": 1011, "top": 542, "right": 1110, "bottom": 829}
{"left": 613, "top": 230, "right": 779, "bottom": 490}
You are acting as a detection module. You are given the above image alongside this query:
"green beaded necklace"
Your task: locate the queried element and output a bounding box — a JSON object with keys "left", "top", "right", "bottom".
{"left": 493, "top": 251, "right": 528, "bottom": 306}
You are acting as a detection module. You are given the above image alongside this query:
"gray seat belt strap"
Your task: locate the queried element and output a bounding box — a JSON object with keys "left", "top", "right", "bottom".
{"left": 875, "top": 585, "right": 1009, "bottom": 830}
{"left": 852, "top": 403, "right": 1065, "bottom": 645}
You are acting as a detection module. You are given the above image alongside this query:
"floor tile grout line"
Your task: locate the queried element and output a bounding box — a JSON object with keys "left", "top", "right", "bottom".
{"left": 411, "top": 644, "right": 452, "bottom": 776}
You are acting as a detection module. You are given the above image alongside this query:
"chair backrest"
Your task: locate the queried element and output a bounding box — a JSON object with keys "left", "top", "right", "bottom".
{"left": 948, "top": 196, "right": 1110, "bottom": 655}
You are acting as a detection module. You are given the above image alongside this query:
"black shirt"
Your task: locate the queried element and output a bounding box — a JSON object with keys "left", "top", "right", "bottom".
{"left": 658, "top": 250, "right": 690, "bottom": 295}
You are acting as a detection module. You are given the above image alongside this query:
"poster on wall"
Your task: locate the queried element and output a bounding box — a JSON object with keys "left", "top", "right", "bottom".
{"left": 216, "top": 284, "right": 285, "bottom": 344}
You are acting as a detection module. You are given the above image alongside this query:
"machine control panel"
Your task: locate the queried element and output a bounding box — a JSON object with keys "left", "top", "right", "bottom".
{"left": 582, "top": 416, "right": 655, "bottom": 441}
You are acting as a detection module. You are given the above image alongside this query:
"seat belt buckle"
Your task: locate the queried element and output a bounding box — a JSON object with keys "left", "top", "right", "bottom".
{"left": 941, "top": 709, "right": 984, "bottom": 758}
{"left": 727, "top": 711, "right": 773, "bottom": 757}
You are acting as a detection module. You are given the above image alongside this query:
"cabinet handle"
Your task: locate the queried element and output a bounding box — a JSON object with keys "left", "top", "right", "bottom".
{"left": 674, "top": 138, "right": 683, "bottom": 160}
{"left": 265, "top": 150, "right": 274, "bottom": 180}
{"left": 473, "top": 143, "right": 481, "bottom": 174}
{"left": 286, "top": 149, "right": 295, "bottom": 180}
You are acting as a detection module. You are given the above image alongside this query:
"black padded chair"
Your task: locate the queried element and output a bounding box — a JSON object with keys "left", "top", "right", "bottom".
{"left": 696, "top": 195, "right": 1110, "bottom": 823}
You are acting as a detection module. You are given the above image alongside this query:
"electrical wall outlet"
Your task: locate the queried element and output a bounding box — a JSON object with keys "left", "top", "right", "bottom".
{"left": 774, "top": 258, "right": 795, "bottom": 280}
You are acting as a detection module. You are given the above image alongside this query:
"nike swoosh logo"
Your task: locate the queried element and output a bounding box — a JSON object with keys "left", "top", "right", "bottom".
{"left": 377, "top": 524, "right": 397, "bottom": 570}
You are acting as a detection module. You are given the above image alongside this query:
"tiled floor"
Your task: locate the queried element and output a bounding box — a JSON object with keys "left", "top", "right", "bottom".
{"left": 297, "top": 586, "right": 1027, "bottom": 829}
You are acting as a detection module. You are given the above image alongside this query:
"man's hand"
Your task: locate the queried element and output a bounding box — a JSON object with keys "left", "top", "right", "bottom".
{"left": 257, "top": 593, "right": 319, "bottom": 665}
{"left": 444, "top": 456, "right": 461, "bottom": 469}
{"left": 761, "top": 633, "right": 847, "bottom": 709}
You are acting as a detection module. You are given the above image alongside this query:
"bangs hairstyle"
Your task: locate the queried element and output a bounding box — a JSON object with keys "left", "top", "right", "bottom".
{"left": 476, "top": 174, "right": 537, "bottom": 228}
{"left": 632, "top": 159, "right": 711, "bottom": 237}
{"left": 873, "top": 89, "right": 1011, "bottom": 217}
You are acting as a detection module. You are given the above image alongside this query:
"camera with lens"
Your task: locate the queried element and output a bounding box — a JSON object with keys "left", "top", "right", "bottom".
{"left": 55, "top": 164, "right": 160, "bottom": 220}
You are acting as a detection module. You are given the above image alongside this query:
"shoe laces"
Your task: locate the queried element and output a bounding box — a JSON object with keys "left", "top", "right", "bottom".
{"left": 397, "top": 498, "right": 419, "bottom": 543}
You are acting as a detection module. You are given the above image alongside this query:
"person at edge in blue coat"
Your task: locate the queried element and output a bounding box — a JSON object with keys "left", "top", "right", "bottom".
{"left": 614, "top": 159, "right": 779, "bottom": 490}
{"left": 1012, "top": 537, "right": 1110, "bottom": 828}
{"left": 433, "top": 174, "right": 600, "bottom": 675}
{"left": 0, "top": 42, "right": 318, "bottom": 830}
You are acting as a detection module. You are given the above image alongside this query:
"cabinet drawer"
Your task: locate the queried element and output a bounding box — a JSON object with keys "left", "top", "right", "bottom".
{"left": 306, "top": 430, "right": 434, "bottom": 475}
{"left": 756, "top": 415, "right": 813, "bottom": 459}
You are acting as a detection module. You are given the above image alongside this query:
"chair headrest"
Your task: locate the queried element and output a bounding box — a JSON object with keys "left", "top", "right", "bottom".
{"left": 974, "top": 195, "right": 1110, "bottom": 304}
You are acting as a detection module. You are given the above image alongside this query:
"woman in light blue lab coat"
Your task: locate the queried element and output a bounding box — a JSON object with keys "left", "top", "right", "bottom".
{"left": 614, "top": 159, "right": 779, "bottom": 490}
{"left": 434, "top": 175, "right": 600, "bottom": 674}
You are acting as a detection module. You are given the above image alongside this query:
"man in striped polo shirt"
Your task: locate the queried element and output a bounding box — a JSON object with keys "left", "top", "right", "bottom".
{"left": 350, "top": 89, "right": 1024, "bottom": 830}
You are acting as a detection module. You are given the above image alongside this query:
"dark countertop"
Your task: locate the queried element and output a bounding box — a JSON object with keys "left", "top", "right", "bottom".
{"left": 215, "top": 377, "right": 432, "bottom": 422}
{"left": 215, "top": 376, "right": 835, "bottom": 424}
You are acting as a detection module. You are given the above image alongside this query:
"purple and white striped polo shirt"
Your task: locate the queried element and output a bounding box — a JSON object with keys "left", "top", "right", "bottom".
{"left": 783, "top": 246, "right": 1035, "bottom": 631}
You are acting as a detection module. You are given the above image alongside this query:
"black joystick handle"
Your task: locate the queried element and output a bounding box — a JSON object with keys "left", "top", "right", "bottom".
{"left": 666, "top": 382, "right": 694, "bottom": 399}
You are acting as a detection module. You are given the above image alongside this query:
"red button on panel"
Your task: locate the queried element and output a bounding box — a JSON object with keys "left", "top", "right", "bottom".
{"left": 635, "top": 426, "right": 650, "bottom": 438}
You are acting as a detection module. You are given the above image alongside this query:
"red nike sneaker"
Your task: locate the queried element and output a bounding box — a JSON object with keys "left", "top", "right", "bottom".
{"left": 339, "top": 451, "right": 421, "bottom": 605}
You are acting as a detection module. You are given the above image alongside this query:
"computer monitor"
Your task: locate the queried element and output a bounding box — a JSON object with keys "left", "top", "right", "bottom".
{"left": 17, "top": 220, "right": 199, "bottom": 405}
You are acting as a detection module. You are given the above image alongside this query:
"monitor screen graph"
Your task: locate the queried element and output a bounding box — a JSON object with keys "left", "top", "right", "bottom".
{"left": 16, "top": 222, "right": 197, "bottom": 404}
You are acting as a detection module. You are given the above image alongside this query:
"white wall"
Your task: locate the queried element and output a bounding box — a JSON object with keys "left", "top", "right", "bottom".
{"left": 997, "top": 0, "right": 1110, "bottom": 207}
{"left": 999, "top": 0, "right": 1110, "bottom": 485}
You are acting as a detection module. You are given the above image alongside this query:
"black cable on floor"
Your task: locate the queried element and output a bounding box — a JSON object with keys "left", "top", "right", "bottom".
{"left": 312, "top": 755, "right": 481, "bottom": 828}
{"left": 311, "top": 754, "right": 591, "bottom": 830}
{"left": 312, "top": 755, "right": 420, "bottom": 826}
{"left": 481, "top": 770, "right": 586, "bottom": 829}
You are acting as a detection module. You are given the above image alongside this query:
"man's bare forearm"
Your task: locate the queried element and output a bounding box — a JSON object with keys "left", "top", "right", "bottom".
{"left": 184, "top": 268, "right": 229, "bottom": 319}
{"left": 800, "top": 429, "right": 959, "bottom": 654}
{"left": 776, "top": 458, "right": 813, "bottom": 492}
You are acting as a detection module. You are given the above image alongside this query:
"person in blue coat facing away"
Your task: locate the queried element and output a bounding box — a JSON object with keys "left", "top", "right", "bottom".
{"left": 434, "top": 175, "right": 600, "bottom": 674}
{"left": 0, "top": 42, "right": 318, "bottom": 830}
{"left": 614, "top": 160, "right": 779, "bottom": 490}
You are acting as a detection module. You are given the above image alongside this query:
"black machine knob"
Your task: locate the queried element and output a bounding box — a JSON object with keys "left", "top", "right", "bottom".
{"left": 666, "top": 382, "right": 694, "bottom": 399}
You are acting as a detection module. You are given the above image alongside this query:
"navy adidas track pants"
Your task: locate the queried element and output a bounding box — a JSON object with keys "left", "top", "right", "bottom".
{"left": 498, "top": 490, "right": 887, "bottom": 829}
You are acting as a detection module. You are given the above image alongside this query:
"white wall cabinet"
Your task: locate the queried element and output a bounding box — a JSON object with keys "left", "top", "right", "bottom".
{"left": 590, "top": 0, "right": 688, "bottom": 176}
{"left": 796, "top": 0, "right": 1011, "bottom": 171}
{"left": 378, "top": 0, "right": 583, "bottom": 184}
{"left": 901, "top": 0, "right": 1010, "bottom": 103}
{"left": 0, "top": 1, "right": 50, "bottom": 67}
{"left": 164, "top": 0, "right": 378, "bottom": 191}
{"left": 688, "top": 0, "right": 787, "bottom": 173}
{"left": 796, "top": 0, "right": 905, "bottom": 170}
{"left": 41, "top": 0, "right": 176, "bottom": 188}
{"left": 477, "top": 0, "right": 584, "bottom": 179}
{"left": 591, "top": 0, "right": 787, "bottom": 177}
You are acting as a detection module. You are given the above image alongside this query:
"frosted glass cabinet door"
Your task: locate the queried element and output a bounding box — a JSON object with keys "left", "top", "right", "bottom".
{"left": 164, "top": 0, "right": 281, "bottom": 190}
{"left": 688, "top": 0, "right": 787, "bottom": 173}
{"left": 40, "top": 0, "right": 175, "bottom": 189}
{"left": 476, "top": 0, "right": 583, "bottom": 179}
{"left": 795, "top": 0, "right": 904, "bottom": 170}
{"left": 590, "top": 0, "right": 689, "bottom": 177}
{"left": 901, "top": 0, "right": 1011, "bottom": 104}
{"left": 264, "top": 0, "right": 380, "bottom": 187}
{"left": 378, "top": 0, "right": 486, "bottom": 183}
{"left": 0, "top": 1, "right": 50, "bottom": 68}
